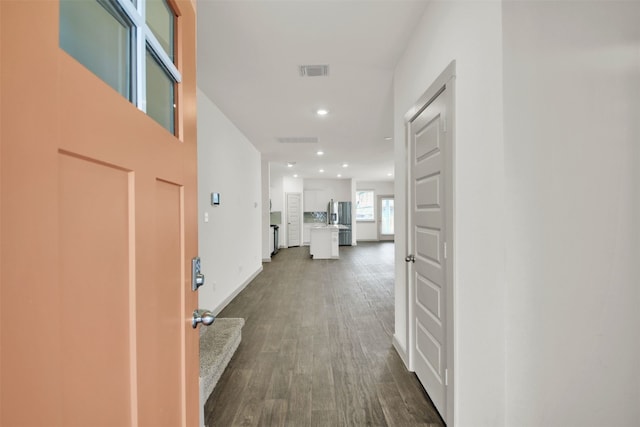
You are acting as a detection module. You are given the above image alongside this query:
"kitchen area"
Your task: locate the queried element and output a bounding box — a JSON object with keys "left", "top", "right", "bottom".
{"left": 268, "top": 176, "right": 355, "bottom": 260}
{"left": 305, "top": 200, "right": 352, "bottom": 259}
{"left": 267, "top": 173, "right": 395, "bottom": 262}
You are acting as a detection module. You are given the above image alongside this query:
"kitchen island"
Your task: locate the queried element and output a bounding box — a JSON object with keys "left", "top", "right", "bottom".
{"left": 309, "top": 225, "right": 340, "bottom": 259}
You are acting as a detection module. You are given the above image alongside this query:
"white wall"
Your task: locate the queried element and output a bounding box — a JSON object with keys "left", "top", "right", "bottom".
{"left": 261, "top": 157, "right": 271, "bottom": 261}
{"left": 197, "top": 88, "right": 263, "bottom": 315}
{"left": 503, "top": 2, "right": 640, "bottom": 426}
{"left": 393, "top": 2, "right": 505, "bottom": 425}
{"left": 356, "top": 180, "right": 394, "bottom": 241}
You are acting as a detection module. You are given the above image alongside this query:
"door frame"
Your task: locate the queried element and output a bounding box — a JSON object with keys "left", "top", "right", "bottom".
{"left": 377, "top": 194, "right": 395, "bottom": 241}
{"left": 404, "top": 61, "right": 456, "bottom": 424}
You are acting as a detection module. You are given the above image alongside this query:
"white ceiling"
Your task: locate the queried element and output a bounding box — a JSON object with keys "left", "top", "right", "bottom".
{"left": 197, "top": 0, "right": 429, "bottom": 182}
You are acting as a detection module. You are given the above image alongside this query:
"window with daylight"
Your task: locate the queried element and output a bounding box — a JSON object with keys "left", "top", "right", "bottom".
{"left": 380, "top": 198, "right": 394, "bottom": 235}
{"left": 356, "top": 190, "right": 375, "bottom": 222}
{"left": 60, "top": 0, "right": 181, "bottom": 134}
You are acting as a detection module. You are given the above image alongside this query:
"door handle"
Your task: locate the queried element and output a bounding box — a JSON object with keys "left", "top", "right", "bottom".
{"left": 405, "top": 254, "right": 415, "bottom": 263}
{"left": 192, "top": 309, "right": 215, "bottom": 328}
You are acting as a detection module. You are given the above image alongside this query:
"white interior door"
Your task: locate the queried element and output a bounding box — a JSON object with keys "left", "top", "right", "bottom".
{"left": 378, "top": 195, "right": 395, "bottom": 241}
{"left": 407, "top": 81, "right": 454, "bottom": 423}
{"left": 287, "top": 193, "right": 301, "bottom": 247}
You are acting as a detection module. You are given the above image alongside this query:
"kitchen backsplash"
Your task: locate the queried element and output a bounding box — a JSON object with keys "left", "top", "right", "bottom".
{"left": 270, "top": 211, "right": 282, "bottom": 224}
{"left": 304, "top": 211, "right": 327, "bottom": 223}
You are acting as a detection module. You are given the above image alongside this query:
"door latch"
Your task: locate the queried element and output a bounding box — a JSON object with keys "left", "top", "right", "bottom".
{"left": 405, "top": 254, "right": 415, "bottom": 263}
{"left": 191, "top": 257, "right": 205, "bottom": 291}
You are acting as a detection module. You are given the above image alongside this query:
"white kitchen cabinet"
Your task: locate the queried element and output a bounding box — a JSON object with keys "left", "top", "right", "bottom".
{"left": 303, "top": 224, "right": 313, "bottom": 245}
{"left": 303, "top": 189, "right": 328, "bottom": 212}
{"left": 309, "top": 226, "right": 339, "bottom": 259}
{"left": 303, "top": 190, "right": 314, "bottom": 211}
{"left": 303, "top": 189, "right": 321, "bottom": 211}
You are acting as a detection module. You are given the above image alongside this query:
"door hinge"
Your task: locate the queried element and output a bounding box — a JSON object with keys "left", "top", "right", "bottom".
{"left": 445, "top": 368, "right": 449, "bottom": 386}
{"left": 442, "top": 117, "right": 447, "bottom": 133}
{"left": 444, "top": 242, "right": 447, "bottom": 259}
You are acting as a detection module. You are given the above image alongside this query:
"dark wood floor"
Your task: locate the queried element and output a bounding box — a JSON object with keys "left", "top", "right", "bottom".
{"left": 204, "top": 242, "right": 444, "bottom": 427}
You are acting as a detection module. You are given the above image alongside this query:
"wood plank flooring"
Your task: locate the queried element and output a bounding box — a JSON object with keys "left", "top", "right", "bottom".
{"left": 204, "top": 242, "right": 444, "bottom": 427}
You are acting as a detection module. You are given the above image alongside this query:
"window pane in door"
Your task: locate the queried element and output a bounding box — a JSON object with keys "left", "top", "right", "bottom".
{"left": 381, "top": 199, "right": 394, "bottom": 235}
{"left": 146, "top": 49, "right": 175, "bottom": 133}
{"left": 60, "top": 0, "right": 132, "bottom": 99}
{"left": 146, "top": 0, "right": 174, "bottom": 60}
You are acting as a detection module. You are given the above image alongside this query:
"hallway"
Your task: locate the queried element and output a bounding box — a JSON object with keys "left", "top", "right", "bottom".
{"left": 204, "top": 242, "right": 444, "bottom": 427}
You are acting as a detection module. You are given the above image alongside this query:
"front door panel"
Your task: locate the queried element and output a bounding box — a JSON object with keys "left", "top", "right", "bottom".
{"left": 0, "top": 1, "right": 199, "bottom": 425}
{"left": 59, "top": 152, "right": 134, "bottom": 425}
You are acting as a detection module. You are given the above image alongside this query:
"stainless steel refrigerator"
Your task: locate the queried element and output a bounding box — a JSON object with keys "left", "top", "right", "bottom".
{"left": 337, "top": 201, "right": 352, "bottom": 246}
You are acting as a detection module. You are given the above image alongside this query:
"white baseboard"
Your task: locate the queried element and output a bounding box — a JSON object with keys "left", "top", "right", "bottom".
{"left": 211, "top": 266, "right": 263, "bottom": 316}
{"left": 262, "top": 257, "right": 271, "bottom": 262}
{"left": 392, "top": 334, "right": 410, "bottom": 370}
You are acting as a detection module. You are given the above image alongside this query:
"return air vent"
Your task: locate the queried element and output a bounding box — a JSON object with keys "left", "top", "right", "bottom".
{"left": 277, "top": 137, "right": 319, "bottom": 144}
{"left": 298, "top": 65, "right": 329, "bottom": 77}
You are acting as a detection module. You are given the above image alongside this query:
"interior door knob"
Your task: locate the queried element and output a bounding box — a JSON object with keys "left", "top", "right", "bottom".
{"left": 192, "top": 309, "right": 215, "bottom": 328}
{"left": 405, "top": 254, "right": 415, "bottom": 263}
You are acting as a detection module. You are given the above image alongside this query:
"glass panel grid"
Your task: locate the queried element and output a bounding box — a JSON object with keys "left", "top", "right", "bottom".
{"left": 146, "top": 0, "right": 174, "bottom": 60}
{"left": 146, "top": 49, "right": 175, "bottom": 133}
{"left": 61, "top": 0, "right": 181, "bottom": 136}
{"left": 60, "top": 0, "right": 133, "bottom": 100}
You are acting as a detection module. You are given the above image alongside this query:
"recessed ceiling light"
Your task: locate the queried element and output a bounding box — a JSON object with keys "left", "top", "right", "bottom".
{"left": 316, "top": 109, "right": 328, "bottom": 116}
{"left": 337, "top": 174, "right": 342, "bottom": 177}
{"left": 387, "top": 173, "right": 393, "bottom": 176}
{"left": 317, "top": 150, "right": 324, "bottom": 156}
{"left": 319, "top": 169, "right": 325, "bottom": 173}
{"left": 384, "top": 137, "right": 392, "bottom": 141}
{"left": 342, "top": 163, "right": 349, "bottom": 168}
{"left": 293, "top": 174, "right": 299, "bottom": 178}
{"left": 287, "top": 162, "right": 295, "bottom": 168}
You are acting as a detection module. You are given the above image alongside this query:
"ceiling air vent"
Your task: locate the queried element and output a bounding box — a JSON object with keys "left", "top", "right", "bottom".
{"left": 276, "top": 137, "right": 319, "bottom": 144}
{"left": 298, "top": 65, "right": 329, "bottom": 77}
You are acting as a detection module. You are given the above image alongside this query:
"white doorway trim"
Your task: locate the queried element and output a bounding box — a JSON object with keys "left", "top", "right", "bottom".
{"left": 404, "top": 60, "right": 456, "bottom": 424}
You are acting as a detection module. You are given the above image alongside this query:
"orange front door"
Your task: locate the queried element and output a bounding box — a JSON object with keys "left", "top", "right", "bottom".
{"left": 1, "top": 1, "right": 199, "bottom": 426}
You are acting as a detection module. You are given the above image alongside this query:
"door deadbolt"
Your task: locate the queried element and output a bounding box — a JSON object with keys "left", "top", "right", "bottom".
{"left": 192, "top": 257, "right": 205, "bottom": 291}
